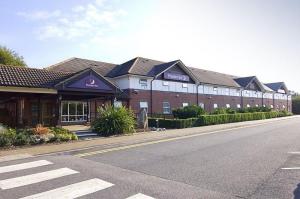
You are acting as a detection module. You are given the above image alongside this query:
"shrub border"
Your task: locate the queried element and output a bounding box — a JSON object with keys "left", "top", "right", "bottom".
{"left": 149, "top": 111, "right": 292, "bottom": 129}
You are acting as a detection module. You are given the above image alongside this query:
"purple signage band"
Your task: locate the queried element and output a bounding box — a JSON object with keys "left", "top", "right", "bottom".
{"left": 67, "top": 73, "right": 112, "bottom": 91}
{"left": 164, "top": 72, "right": 190, "bottom": 82}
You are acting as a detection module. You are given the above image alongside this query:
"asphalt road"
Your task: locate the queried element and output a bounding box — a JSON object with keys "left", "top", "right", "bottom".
{"left": 1, "top": 117, "right": 300, "bottom": 199}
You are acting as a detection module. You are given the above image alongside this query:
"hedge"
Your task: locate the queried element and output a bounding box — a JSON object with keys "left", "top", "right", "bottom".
{"left": 292, "top": 96, "right": 300, "bottom": 115}
{"left": 149, "top": 111, "right": 292, "bottom": 129}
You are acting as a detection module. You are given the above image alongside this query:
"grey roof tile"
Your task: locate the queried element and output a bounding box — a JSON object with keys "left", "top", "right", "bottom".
{"left": 0, "top": 65, "right": 71, "bottom": 88}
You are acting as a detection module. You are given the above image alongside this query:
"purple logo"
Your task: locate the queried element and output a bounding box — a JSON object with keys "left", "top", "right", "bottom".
{"left": 85, "top": 78, "right": 99, "bottom": 88}
{"left": 164, "top": 72, "right": 190, "bottom": 82}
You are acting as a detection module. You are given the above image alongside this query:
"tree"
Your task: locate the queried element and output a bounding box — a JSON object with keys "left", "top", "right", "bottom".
{"left": 0, "top": 46, "right": 26, "bottom": 67}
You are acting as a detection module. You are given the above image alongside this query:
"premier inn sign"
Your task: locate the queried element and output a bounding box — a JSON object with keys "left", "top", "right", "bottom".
{"left": 164, "top": 72, "right": 190, "bottom": 82}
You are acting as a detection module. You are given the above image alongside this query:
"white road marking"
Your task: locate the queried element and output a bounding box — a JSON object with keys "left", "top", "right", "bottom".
{"left": 288, "top": 152, "right": 300, "bottom": 154}
{"left": 281, "top": 167, "right": 300, "bottom": 170}
{"left": 0, "top": 160, "right": 52, "bottom": 174}
{"left": 0, "top": 168, "right": 79, "bottom": 190}
{"left": 20, "top": 178, "right": 114, "bottom": 199}
{"left": 126, "top": 193, "right": 155, "bottom": 199}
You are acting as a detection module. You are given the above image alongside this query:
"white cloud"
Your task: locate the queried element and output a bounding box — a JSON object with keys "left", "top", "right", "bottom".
{"left": 17, "top": 10, "right": 61, "bottom": 20}
{"left": 18, "top": 0, "right": 127, "bottom": 40}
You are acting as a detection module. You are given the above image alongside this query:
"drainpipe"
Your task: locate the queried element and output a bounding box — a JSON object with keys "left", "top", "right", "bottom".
{"left": 196, "top": 83, "right": 199, "bottom": 106}
{"left": 261, "top": 92, "right": 264, "bottom": 107}
{"left": 150, "top": 78, "right": 155, "bottom": 116}
{"left": 241, "top": 89, "right": 244, "bottom": 108}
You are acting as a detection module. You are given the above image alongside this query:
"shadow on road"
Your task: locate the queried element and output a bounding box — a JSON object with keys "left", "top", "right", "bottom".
{"left": 294, "top": 183, "right": 300, "bottom": 199}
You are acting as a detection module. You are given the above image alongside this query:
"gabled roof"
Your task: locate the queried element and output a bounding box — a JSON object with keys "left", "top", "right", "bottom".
{"left": 55, "top": 68, "right": 120, "bottom": 92}
{"left": 107, "top": 57, "right": 164, "bottom": 77}
{"left": 234, "top": 76, "right": 265, "bottom": 91}
{"left": 265, "top": 82, "right": 288, "bottom": 93}
{"left": 0, "top": 65, "right": 72, "bottom": 88}
{"left": 147, "top": 60, "right": 179, "bottom": 76}
{"left": 46, "top": 57, "right": 116, "bottom": 77}
{"left": 262, "top": 84, "right": 274, "bottom": 92}
{"left": 189, "top": 67, "right": 241, "bottom": 88}
{"left": 234, "top": 76, "right": 256, "bottom": 88}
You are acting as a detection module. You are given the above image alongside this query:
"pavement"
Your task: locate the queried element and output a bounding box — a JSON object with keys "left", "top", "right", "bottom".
{"left": 0, "top": 116, "right": 300, "bottom": 199}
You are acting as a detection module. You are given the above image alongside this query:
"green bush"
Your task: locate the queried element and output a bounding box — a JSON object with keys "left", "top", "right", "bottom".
{"left": 14, "top": 133, "right": 30, "bottom": 146}
{"left": 292, "top": 96, "right": 300, "bottom": 114}
{"left": 211, "top": 108, "right": 227, "bottom": 115}
{"left": 149, "top": 118, "right": 199, "bottom": 129}
{"left": 0, "top": 127, "right": 16, "bottom": 147}
{"left": 173, "top": 105, "right": 206, "bottom": 119}
{"left": 49, "top": 127, "right": 78, "bottom": 141}
{"left": 92, "top": 105, "right": 136, "bottom": 136}
{"left": 237, "top": 107, "right": 272, "bottom": 113}
{"left": 149, "top": 111, "right": 291, "bottom": 129}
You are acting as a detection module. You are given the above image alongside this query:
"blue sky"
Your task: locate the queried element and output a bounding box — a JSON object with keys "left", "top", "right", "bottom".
{"left": 0, "top": 0, "right": 299, "bottom": 92}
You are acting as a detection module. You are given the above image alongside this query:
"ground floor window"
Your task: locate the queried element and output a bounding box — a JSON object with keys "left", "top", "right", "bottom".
{"left": 199, "top": 102, "right": 204, "bottom": 109}
{"left": 237, "top": 104, "right": 241, "bottom": 108}
{"left": 226, "top": 104, "right": 230, "bottom": 108}
{"left": 140, "top": 101, "right": 148, "bottom": 112}
{"left": 214, "top": 103, "right": 218, "bottom": 109}
{"left": 182, "top": 103, "right": 189, "bottom": 107}
{"left": 163, "top": 102, "right": 171, "bottom": 114}
{"left": 247, "top": 104, "right": 250, "bottom": 108}
{"left": 61, "top": 101, "right": 88, "bottom": 122}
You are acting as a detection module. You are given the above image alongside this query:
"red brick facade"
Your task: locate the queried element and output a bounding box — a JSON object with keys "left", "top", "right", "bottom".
{"left": 124, "top": 89, "right": 291, "bottom": 115}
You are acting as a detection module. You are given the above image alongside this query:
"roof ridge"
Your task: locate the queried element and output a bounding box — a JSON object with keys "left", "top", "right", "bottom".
{"left": 45, "top": 57, "right": 77, "bottom": 70}
{"left": 127, "top": 57, "right": 140, "bottom": 73}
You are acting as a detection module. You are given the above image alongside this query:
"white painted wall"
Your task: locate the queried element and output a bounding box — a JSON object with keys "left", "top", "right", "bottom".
{"left": 112, "top": 75, "right": 288, "bottom": 101}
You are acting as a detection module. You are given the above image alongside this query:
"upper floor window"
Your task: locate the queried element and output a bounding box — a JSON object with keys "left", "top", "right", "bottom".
{"left": 162, "top": 81, "right": 169, "bottom": 86}
{"left": 139, "top": 79, "right": 148, "bottom": 89}
{"left": 225, "top": 88, "right": 230, "bottom": 96}
{"left": 163, "top": 102, "right": 171, "bottom": 114}
{"left": 213, "top": 87, "right": 218, "bottom": 94}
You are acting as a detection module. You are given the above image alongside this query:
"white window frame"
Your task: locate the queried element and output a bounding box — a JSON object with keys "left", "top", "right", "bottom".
{"left": 162, "top": 102, "right": 171, "bottom": 114}
{"left": 199, "top": 102, "right": 205, "bottom": 109}
{"left": 182, "top": 102, "right": 189, "bottom": 107}
{"left": 162, "top": 81, "right": 169, "bottom": 86}
{"left": 139, "top": 79, "right": 148, "bottom": 89}
{"left": 61, "top": 101, "right": 88, "bottom": 122}
{"left": 182, "top": 83, "right": 188, "bottom": 88}
{"left": 140, "top": 101, "right": 148, "bottom": 109}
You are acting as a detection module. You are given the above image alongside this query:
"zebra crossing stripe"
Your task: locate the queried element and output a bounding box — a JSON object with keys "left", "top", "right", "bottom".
{"left": 126, "top": 193, "right": 155, "bottom": 199}
{"left": 20, "top": 178, "right": 114, "bottom": 199}
{"left": 0, "top": 160, "right": 53, "bottom": 174}
{"left": 0, "top": 168, "right": 78, "bottom": 190}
